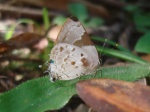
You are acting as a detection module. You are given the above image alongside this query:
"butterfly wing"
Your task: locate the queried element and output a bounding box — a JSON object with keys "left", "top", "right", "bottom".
{"left": 48, "top": 17, "right": 100, "bottom": 81}
{"left": 56, "top": 17, "right": 94, "bottom": 47}
{"left": 49, "top": 43, "right": 93, "bottom": 80}
{"left": 56, "top": 17, "right": 100, "bottom": 67}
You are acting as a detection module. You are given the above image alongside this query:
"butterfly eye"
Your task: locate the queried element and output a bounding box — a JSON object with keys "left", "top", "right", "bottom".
{"left": 50, "top": 76, "right": 56, "bottom": 82}
{"left": 49, "top": 71, "right": 57, "bottom": 82}
{"left": 49, "top": 59, "right": 54, "bottom": 64}
{"left": 51, "top": 77, "right": 56, "bottom": 82}
{"left": 81, "top": 53, "right": 84, "bottom": 57}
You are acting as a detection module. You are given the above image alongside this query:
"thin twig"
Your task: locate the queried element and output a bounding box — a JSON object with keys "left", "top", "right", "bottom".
{"left": 0, "top": 4, "right": 60, "bottom": 17}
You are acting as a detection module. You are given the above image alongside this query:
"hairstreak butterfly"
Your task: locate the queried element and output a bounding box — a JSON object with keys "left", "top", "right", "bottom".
{"left": 47, "top": 17, "right": 100, "bottom": 82}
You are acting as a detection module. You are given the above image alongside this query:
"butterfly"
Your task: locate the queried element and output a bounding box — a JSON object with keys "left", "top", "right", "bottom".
{"left": 47, "top": 17, "right": 100, "bottom": 82}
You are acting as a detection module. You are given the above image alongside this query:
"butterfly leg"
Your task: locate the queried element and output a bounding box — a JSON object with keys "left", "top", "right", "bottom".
{"left": 77, "top": 73, "right": 86, "bottom": 82}
{"left": 92, "top": 58, "right": 102, "bottom": 78}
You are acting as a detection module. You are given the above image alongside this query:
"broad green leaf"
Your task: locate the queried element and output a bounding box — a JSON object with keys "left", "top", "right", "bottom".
{"left": 0, "top": 63, "right": 150, "bottom": 112}
{"left": 68, "top": 3, "right": 88, "bottom": 22}
{"left": 135, "top": 32, "right": 150, "bottom": 54}
{"left": 0, "top": 77, "right": 77, "bottom": 112}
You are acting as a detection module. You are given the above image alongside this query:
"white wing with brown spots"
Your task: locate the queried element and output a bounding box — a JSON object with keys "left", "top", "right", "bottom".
{"left": 47, "top": 17, "right": 100, "bottom": 81}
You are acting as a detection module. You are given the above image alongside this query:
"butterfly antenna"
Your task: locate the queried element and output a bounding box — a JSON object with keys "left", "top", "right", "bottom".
{"left": 97, "top": 38, "right": 107, "bottom": 78}
{"left": 100, "top": 38, "right": 108, "bottom": 57}
{"left": 98, "top": 38, "right": 107, "bottom": 67}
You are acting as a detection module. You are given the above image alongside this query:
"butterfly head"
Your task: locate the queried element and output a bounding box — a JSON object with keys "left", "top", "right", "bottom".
{"left": 47, "top": 59, "right": 60, "bottom": 82}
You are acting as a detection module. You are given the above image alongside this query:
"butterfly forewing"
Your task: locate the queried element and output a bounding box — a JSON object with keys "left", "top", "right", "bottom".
{"left": 56, "top": 17, "right": 93, "bottom": 47}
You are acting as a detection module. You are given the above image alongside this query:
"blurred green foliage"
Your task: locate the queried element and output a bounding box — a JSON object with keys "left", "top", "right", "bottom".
{"left": 135, "top": 32, "right": 150, "bottom": 54}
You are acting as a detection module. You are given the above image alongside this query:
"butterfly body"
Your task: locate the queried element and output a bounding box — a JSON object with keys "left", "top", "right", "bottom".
{"left": 48, "top": 17, "right": 100, "bottom": 81}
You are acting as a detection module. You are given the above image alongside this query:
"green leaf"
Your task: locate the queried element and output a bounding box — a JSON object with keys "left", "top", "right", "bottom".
{"left": 91, "top": 36, "right": 146, "bottom": 64}
{"left": 136, "top": 26, "right": 150, "bottom": 33}
{"left": 124, "top": 5, "right": 150, "bottom": 33}
{"left": 42, "top": 8, "right": 50, "bottom": 30}
{"left": 135, "top": 32, "right": 150, "bottom": 54}
{"left": 96, "top": 45, "right": 147, "bottom": 64}
{"left": 5, "top": 19, "right": 39, "bottom": 40}
{"left": 0, "top": 77, "right": 77, "bottom": 112}
{"left": 85, "top": 17, "right": 104, "bottom": 27}
{"left": 134, "top": 13, "right": 150, "bottom": 27}
{"left": 53, "top": 16, "right": 66, "bottom": 25}
{"left": 124, "top": 5, "right": 139, "bottom": 13}
{"left": 92, "top": 36, "right": 130, "bottom": 52}
{"left": 68, "top": 3, "right": 88, "bottom": 22}
{"left": 0, "top": 63, "right": 150, "bottom": 112}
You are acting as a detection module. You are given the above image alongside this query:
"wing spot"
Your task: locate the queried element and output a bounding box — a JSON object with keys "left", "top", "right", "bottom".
{"left": 91, "top": 64, "right": 94, "bottom": 67}
{"left": 71, "top": 61, "right": 75, "bottom": 65}
{"left": 81, "top": 53, "right": 84, "bottom": 57}
{"left": 64, "top": 58, "right": 67, "bottom": 62}
{"left": 64, "top": 56, "right": 69, "bottom": 62}
{"left": 60, "top": 47, "right": 64, "bottom": 52}
{"left": 72, "top": 48, "right": 75, "bottom": 51}
{"left": 81, "top": 58, "right": 88, "bottom": 66}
